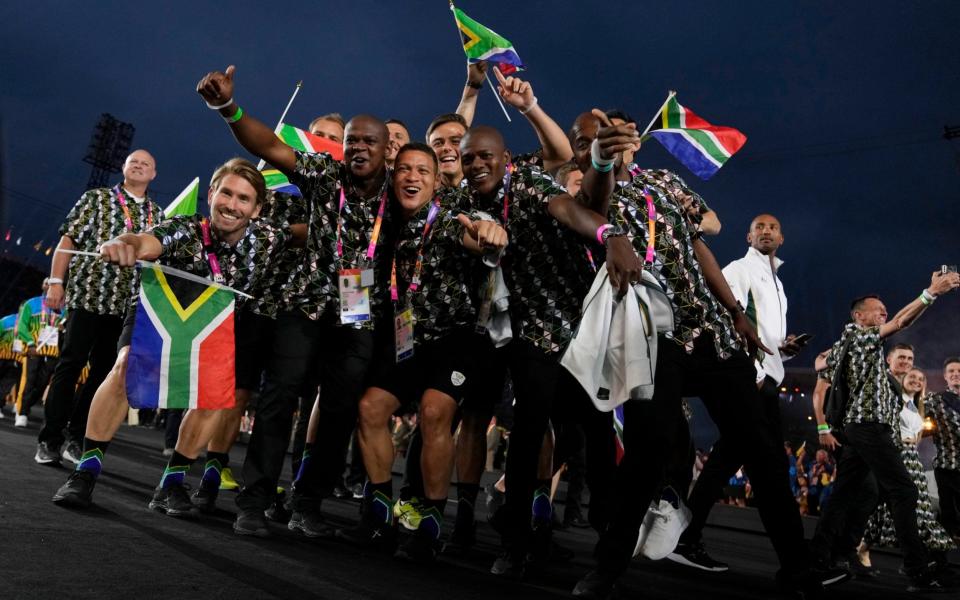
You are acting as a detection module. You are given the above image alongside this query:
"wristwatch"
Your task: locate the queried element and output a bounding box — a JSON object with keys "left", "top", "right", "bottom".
{"left": 601, "top": 226, "right": 626, "bottom": 245}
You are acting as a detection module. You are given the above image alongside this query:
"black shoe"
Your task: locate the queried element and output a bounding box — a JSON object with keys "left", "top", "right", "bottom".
{"left": 490, "top": 549, "right": 525, "bottom": 580}
{"left": 442, "top": 518, "right": 476, "bottom": 557}
{"left": 529, "top": 522, "right": 574, "bottom": 564}
{"left": 149, "top": 484, "right": 200, "bottom": 518}
{"left": 191, "top": 485, "right": 219, "bottom": 514}
{"left": 572, "top": 569, "right": 618, "bottom": 599}
{"left": 264, "top": 490, "right": 290, "bottom": 523}
{"left": 332, "top": 485, "right": 350, "bottom": 499}
{"left": 564, "top": 513, "right": 591, "bottom": 529}
{"left": 234, "top": 509, "right": 270, "bottom": 537}
{"left": 35, "top": 441, "right": 62, "bottom": 466}
{"left": 834, "top": 552, "right": 879, "bottom": 578}
{"left": 336, "top": 518, "right": 397, "bottom": 552}
{"left": 665, "top": 541, "right": 729, "bottom": 572}
{"left": 907, "top": 567, "right": 954, "bottom": 593}
{"left": 61, "top": 440, "right": 82, "bottom": 465}
{"left": 52, "top": 470, "right": 95, "bottom": 508}
{"left": 776, "top": 566, "right": 849, "bottom": 600}
{"left": 288, "top": 510, "right": 335, "bottom": 539}
{"left": 395, "top": 529, "right": 440, "bottom": 563}
{"left": 348, "top": 482, "right": 364, "bottom": 500}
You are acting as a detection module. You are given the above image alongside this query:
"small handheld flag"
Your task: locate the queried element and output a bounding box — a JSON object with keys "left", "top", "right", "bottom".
{"left": 164, "top": 177, "right": 199, "bottom": 218}
{"left": 450, "top": 4, "right": 525, "bottom": 75}
{"left": 263, "top": 124, "right": 345, "bottom": 197}
{"left": 643, "top": 94, "right": 747, "bottom": 180}
{"left": 126, "top": 265, "right": 236, "bottom": 410}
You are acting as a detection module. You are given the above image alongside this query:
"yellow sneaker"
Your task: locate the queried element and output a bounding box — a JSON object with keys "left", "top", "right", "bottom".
{"left": 393, "top": 497, "right": 423, "bottom": 531}
{"left": 219, "top": 467, "right": 240, "bottom": 491}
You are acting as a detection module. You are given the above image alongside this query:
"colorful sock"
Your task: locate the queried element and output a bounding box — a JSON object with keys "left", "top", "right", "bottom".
{"left": 420, "top": 498, "right": 447, "bottom": 541}
{"left": 661, "top": 486, "right": 681, "bottom": 510}
{"left": 76, "top": 438, "right": 110, "bottom": 478}
{"left": 364, "top": 480, "right": 394, "bottom": 526}
{"left": 159, "top": 451, "right": 194, "bottom": 489}
{"left": 293, "top": 443, "right": 314, "bottom": 484}
{"left": 531, "top": 480, "right": 552, "bottom": 525}
{"left": 456, "top": 482, "right": 480, "bottom": 522}
{"left": 200, "top": 451, "right": 229, "bottom": 491}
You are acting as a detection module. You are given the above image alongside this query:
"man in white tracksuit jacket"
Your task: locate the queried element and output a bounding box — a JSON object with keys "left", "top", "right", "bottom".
{"left": 671, "top": 213, "right": 805, "bottom": 567}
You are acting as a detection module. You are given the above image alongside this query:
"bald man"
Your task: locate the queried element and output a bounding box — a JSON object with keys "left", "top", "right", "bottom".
{"left": 198, "top": 66, "right": 392, "bottom": 537}
{"left": 36, "top": 150, "right": 164, "bottom": 466}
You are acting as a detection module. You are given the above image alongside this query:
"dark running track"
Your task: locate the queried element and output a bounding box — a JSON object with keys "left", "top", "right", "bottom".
{"left": 0, "top": 413, "right": 955, "bottom": 599}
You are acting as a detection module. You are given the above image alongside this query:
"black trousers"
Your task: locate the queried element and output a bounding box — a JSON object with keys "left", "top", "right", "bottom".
{"left": 811, "top": 422, "right": 929, "bottom": 573}
{"left": 39, "top": 308, "right": 123, "bottom": 448}
{"left": 596, "top": 335, "right": 807, "bottom": 576}
{"left": 555, "top": 422, "right": 587, "bottom": 521}
{"left": 502, "top": 340, "right": 616, "bottom": 550}
{"left": 934, "top": 467, "right": 960, "bottom": 538}
{"left": 680, "top": 375, "right": 784, "bottom": 545}
{"left": 18, "top": 355, "right": 55, "bottom": 416}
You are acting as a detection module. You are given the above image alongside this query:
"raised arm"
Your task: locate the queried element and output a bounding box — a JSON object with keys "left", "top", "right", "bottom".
{"left": 578, "top": 110, "right": 639, "bottom": 215}
{"left": 879, "top": 270, "right": 959, "bottom": 338}
{"left": 456, "top": 62, "right": 487, "bottom": 127}
{"left": 492, "top": 68, "right": 573, "bottom": 172}
{"left": 196, "top": 65, "right": 296, "bottom": 176}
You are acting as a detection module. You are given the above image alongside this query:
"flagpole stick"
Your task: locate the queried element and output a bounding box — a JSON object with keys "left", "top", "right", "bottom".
{"left": 639, "top": 90, "right": 677, "bottom": 139}
{"left": 257, "top": 80, "right": 304, "bottom": 170}
{"left": 485, "top": 73, "right": 512, "bottom": 123}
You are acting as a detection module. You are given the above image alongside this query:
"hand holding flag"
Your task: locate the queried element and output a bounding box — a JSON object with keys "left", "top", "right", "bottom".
{"left": 591, "top": 109, "right": 641, "bottom": 162}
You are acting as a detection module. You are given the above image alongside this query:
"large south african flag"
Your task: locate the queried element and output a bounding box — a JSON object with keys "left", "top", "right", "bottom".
{"left": 126, "top": 265, "right": 236, "bottom": 410}
{"left": 646, "top": 95, "right": 747, "bottom": 180}
{"left": 451, "top": 4, "right": 524, "bottom": 75}
{"left": 263, "top": 123, "right": 344, "bottom": 196}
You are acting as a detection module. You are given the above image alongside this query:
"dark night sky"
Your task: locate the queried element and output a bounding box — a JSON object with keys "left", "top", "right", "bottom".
{"left": 1, "top": 1, "right": 958, "bottom": 367}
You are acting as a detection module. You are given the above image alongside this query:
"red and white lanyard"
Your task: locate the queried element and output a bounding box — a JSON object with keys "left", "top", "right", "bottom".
{"left": 114, "top": 185, "right": 153, "bottom": 232}
{"left": 200, "top": 218, "right": 225, "bottom": 284}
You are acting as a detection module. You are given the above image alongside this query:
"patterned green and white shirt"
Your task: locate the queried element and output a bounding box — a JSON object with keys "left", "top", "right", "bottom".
{"left": 60, "top": 186, "right": 163, "bottom": 316}
{"left": 819, "top": 323, "right": 898, "bottom": 428}
{"left": 927, "top": 391, "right": 960, "bottom": 471}
{"left": 245, "top": 190, "right": 308, "bottom": 319}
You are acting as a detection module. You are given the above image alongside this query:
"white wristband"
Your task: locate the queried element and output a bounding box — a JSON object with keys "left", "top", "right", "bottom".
{"left": 519, "top": 97, "right": 538, "bottom": 114}
{"left": 205, "top": 98, "right": 234, "bottom": 110}
{"left": 591, "top": 138, "right": 615, "bottom": 167}
{"left": 921, "top": 288, "right": 937, "bottom": 303}
{"left": 47, "top": 277, "right": 63, "bottom": 285}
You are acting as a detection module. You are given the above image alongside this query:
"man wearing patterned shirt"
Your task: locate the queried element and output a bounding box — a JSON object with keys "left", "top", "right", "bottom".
{"left": 198, "top": 66, "right": 397, "bottom": 536}
{"left": 927, "top": 357, "right": 960, "bottom": 542}
{"left": 336, "top": 143, "right": 507, "bottom": 560}
{"left": 810, "top": 277, "right": 959, "bottom": 593}
{"left": 52, "top": 158, "right": 300, "bottom": 514}
{"left": 566, "top": 112, "right": 836, "bottom": 598}
{"left": 37, "top": 150, "right": 162, "bottom": 466}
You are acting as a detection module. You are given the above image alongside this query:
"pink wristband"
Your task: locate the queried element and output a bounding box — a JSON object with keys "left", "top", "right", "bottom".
{"left": 596, "top": 224, "right": 613, "bottom": 244}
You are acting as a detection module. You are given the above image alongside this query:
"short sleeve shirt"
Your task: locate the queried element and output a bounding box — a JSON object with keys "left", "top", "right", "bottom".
{"left": 60, "top": 186, "right": 163, "bottom": 316}
{"left": 927, "top": 391, "right": 960, "bottom": 470}
{"left": 609, "top": 169, "right": 740, "bottom": 359}
{"left": 820, "top": 323, "right": 898, "bottom": 428}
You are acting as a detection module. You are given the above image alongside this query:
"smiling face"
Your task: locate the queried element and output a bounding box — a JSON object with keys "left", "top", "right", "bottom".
{"left": 903, "top": 368, "right": 926, "bottom": 394}
{"left": 122, "top": 150, "right": 157, "bottom": 187}
{"left": 343, "top": 116, "right": 388, "bottom": 181}
{"left": 747, "top": 214, "right": 784, "bottom": 255}
{"left": 208, "top": 173, "right": 261, "bottom": 242}
{"left": 428, "top": 121, "right": 467, "bottom": 181}
{"left": 386, "top": 122, "right": 411, "bottom": 163}
{"left": 393, "top": 147, "right": 438, "bottom": 217}
{"left": 945, "top": 360, "right": 960, "bottom": 391}
{"left": 460, "top": 126, "right": 509, "bottom": 196}
{"left": 887, "top": 348, "right": 915, "bottom": 376}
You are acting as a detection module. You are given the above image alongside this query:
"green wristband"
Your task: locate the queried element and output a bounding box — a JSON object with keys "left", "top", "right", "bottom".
{"left": 225, "top": 105, "right": 243, "bottom": 123}
{"left": 817, "top": 424, "right": 830, "bottom": 433}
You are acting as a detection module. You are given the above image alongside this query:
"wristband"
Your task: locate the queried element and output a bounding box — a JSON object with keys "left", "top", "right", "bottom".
{"left": 920, "top": 288, "right": 936, "bottom": 304}
{"left": 205, "top": 98, "right": 234, "bottom": 110}
{"left": 519, "top": 97, "right": 538, "bottom": 115}
{"left": 466, "top": 81, "right": 483, "bottom": 90}
{"left": 590, "top": 138, "right": 616, "bottom": 170}
{"left": 817, "top": 423, "right": 830, "bottom": 432}
{"left": 47, "top": 277, "right": 63, "bottom": 285}
{"left": 225, "top": 105, "right": 244, "bottom": 123}
{"left": 596, "top": 224, "right": 613, "bottom": 244}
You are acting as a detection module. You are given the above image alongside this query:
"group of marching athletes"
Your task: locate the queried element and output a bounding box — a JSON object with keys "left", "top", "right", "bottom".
{"left": 25, "top": 59, "right": 960, "bottom": 598}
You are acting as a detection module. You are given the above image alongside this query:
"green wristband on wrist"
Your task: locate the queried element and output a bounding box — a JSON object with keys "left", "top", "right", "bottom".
{"left": 225, "top": 105, "right": 244, "bottom": 123}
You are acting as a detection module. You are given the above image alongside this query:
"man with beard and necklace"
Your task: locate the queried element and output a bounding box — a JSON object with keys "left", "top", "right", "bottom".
{"left": 439, "top": 119, "right": 642, "bottom": 578}
{"left": 337, "top": 142, "right": 508, "bottom": 561}
{"left": 51, "top": 158, "right": 301, "bottom": 512}
{"left": 567, "top": 112, "right": 847, "bottom": 599}
{"left": 197, "top": 65, "right": 392, "bottom": 536}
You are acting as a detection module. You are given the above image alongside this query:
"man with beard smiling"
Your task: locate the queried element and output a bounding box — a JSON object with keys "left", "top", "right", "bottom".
{"left": 445, "top": 121, "right": 642, "bottom": 578}
{"left": 51, "top": 158, "right": 300, "bottom": 513}
{"left": 197, "top": 65, "right": 393, "bottom": 536}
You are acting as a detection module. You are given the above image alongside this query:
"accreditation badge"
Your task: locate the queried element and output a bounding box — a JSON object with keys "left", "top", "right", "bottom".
{"left": 38, "top": 326, "right": 59, "bottom": 349}
{"left": 338, "top": 268, "right": 371, "bottom": 324}
{"left": 394, "top": 307, "right": 415, "bottom": 363}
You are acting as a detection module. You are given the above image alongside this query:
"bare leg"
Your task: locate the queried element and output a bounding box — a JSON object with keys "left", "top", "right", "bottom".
{"left": 206, "top": 389, "right": 250, "bottom": 453}
{"left": 84, "top": 347, "right": 131, "bottom": 443}
{"left": 357, "top": 387, "right": 400, "bottom": 483}
{"left": 176, "top": 408, "right": 229, "bottom": 460}
{"left": 305, "top": 394, "right": 321, "bottom": 444}
{"left": 420, "top": 390, "right": 458, "bottom": 500}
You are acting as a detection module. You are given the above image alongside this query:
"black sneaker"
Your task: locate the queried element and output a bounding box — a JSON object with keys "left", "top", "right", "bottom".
{"left": 335, "top": 518, "right": 397, "bottom": 552}
{"left": 834, "top": 552, "right": 879, "bottom": 578}
{"left": 665, "top": 541, "right": 729, "bottom": 572}
{"left": 191, "top": 485, "right": 219, "bottom": 514}
{"left": 907, "top": 569, "right": 954, "bottom": 593}
{"left": 264, "top": 489, "right": 290, "bottom": 523}
{"left": 35, "top": 441, "right": 62, "bottom": 466}
{"left": 61, "top": 440, "right": 82, "bottom": 465}
{"left": 442, "top": 518, "right": 476, "bottom": 557}
{"left": 234, "top": 509, "right": 270, "bottom": 537}
{"left": 395, "top": 529, "right": 440, "bottom": 563}
{"left": 529, "top": 522, "right": 574, "bottom": 564}
{"left": 572, "top": 569, "right": 618, "bottom": 599}
{"left": 288, "top": 510, "right": 335, "bottom": 539}
{"left": 332, "top": 485, "right": 350, "bottom": 499}
{"left": 52, "top": 470, "right": 95, "bottom": 508}
{"left": 490, "top": 548, "right": 525, "bottom": 580}
{"left": 149, "top": 484, "right": 200, "bottom": 518}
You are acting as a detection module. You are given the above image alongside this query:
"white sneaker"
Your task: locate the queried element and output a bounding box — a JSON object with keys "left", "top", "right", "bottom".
{"left": 633, "top": 501, "right": 658, "bottom": 557}
{"left": 14, "top": 415, "right": 28, "bottom": 427}
{"left": 639, "top": 499, "right": 692, "bottom": 560}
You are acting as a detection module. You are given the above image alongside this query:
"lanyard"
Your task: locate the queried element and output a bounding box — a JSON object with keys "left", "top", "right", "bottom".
{"left": 336, "top": 184, "right": 387, "bottom": 265}
{"left": 500, "top": 164, "right": 513, "bottom": 224}
{"left": 391, "top": 198, "right": 442, "bottom": 302}
{"left": 114, "top": 185, "right": 153, "bottom": 232}
{"left": 200, "top": 218, "right": 225, "bottom": 284}
{"left": 643, "top": 187, "right": 657, "bottom": 264}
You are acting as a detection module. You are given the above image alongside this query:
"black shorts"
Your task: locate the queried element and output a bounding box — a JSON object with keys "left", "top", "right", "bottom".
{"left": 117, "top": 302, "right": 272, "bottom": 387}
{"left": 369, "top": 328, "right": 501, "bottom": 414}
